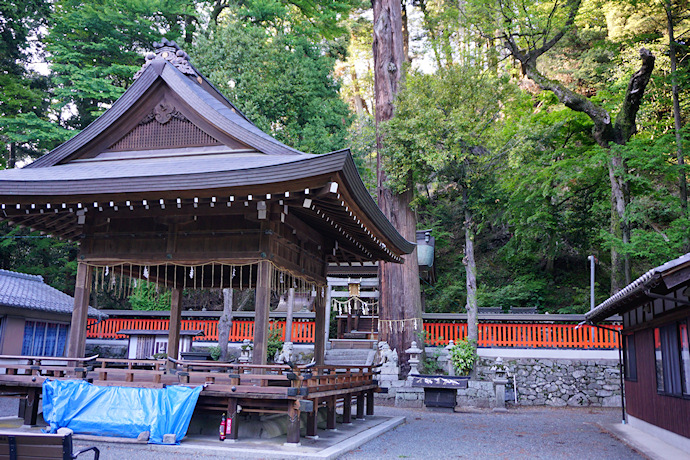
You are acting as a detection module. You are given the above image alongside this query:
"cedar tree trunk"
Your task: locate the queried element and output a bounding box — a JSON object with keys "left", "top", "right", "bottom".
{"left": 373, "top": 0, "right": 423, "bottom": 376}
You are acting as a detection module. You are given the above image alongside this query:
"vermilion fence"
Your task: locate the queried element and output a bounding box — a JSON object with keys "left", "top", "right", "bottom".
{"left": 422, "top": 322, "right": 621, "bottom": 348}
{"left": 86, "top": 318, "right": 315, "bottom": 343}
{"left": 87, "top": 317, "right": 621, "bottom": 349}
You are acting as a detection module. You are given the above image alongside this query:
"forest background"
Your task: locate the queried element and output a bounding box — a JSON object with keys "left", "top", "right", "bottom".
{"left": 0, "top": 0, "right": 688, "bottom": 314}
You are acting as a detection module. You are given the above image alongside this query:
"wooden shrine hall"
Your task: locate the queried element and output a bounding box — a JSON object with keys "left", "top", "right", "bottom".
{"left": 0, "top": 39, "right": 414, "bottom": 443}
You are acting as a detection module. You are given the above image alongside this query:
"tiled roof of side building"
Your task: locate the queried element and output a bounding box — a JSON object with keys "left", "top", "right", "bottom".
{"left": 585, "top": 252, "right": 690, "bottom": 324}
{"left": 0, "top": 269, "right": 105, "bottom": 318}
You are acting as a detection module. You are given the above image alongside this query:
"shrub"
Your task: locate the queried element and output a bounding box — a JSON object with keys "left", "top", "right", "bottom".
{"left": 449, "top": 339, "right": 477, "bottom": 375}
{"left": 267, "top": 324, "right": 284, "bottom": 362}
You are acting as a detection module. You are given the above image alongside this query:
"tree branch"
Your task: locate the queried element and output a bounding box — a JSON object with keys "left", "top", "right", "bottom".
{"left": 613, "top": 48, "right": 656, "bottom": 144}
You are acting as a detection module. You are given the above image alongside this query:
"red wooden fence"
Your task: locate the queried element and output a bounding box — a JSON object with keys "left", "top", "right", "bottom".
{"left": 87, "top": 318, "right": 620, "bottom": 349}
{"left": 87, "top": 318, "right": 315, "bottom": 343}
{"left": 422, "top": 322, "right": 621, "bottom": 348}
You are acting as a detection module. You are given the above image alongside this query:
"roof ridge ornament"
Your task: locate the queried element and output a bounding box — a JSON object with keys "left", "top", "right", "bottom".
{"left": 134, "top": 38, "right": 199, "bottom": 80}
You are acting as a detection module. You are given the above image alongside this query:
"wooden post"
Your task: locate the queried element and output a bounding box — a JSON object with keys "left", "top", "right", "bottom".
{"left": 227, "top": 398, "right": 239, "bottom": 440}
{"left": 285, "top": 287, "right": 295, "bottom": 343}
{"left": 324, "top": 283, "right": 332, "bottom": 342}
{"left": 356, "top": 392, "right": 365, "bottom": 419}
{"left": 314, "top": 290, "right": 326, "bottom": 366}
{"left": 23, "top": 387, "right": 39, "bottom": 426}
{"left": 66, "top": 263, "right": 93, "bottom": 358}
{"left": 167, "top": 288, "right": 182, "bottom": 366}
{"left": 306, "top": 400, "right": 318, "bottom": 437}
{"left": 253, "top": 261, "right": 271, "bottom": 365}
{"left": 343, "top": 394, "right": 352, "bottom": 424}
{"left": 326, "top": 396, "right": 336, "bottom": 429}
{"left": 366, "top": 390, "right": 375, "bottom": 415}
{"left": 287, "top": 400, "right": 301, "bottom": 444}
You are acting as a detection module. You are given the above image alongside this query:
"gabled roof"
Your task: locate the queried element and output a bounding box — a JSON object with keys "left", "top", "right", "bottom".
{"left": 0, "top": 269, "right": 104, "bottom": 318}
{"left": 28, "top": 40, "right": 303, "bottom": 169}
{"left": 585, "top": 252, "right": 690, "bottom": 323}
{"left": 0, "top": 40, "right": 414, "bottom": 261}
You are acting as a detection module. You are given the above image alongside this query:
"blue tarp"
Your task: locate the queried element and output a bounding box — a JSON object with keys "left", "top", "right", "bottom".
{"left": 42, "top": 380, "right": 202, "bottom": 444}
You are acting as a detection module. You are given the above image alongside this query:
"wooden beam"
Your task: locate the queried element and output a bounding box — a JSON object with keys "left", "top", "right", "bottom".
{"left": 66, "top": 262, "right": 93, "bottom": 358}
{"left": 252, "top": 260, "right": 271, "bottom": 365}
{"left": 167, "top": 288, "right": 183, "bottom": 365}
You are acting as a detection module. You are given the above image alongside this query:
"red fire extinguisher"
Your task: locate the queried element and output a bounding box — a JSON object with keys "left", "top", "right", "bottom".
{"left": 219, "top": 412, "right": 227, "bottom": 441}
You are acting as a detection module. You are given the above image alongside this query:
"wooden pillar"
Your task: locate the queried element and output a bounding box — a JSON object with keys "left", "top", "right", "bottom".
{"left": 167, "top": 288, "right": 182, "bottom": 366}
{"left": 356, "top": 392, "right": 365, "bottom": 419}
{"left": 314, "top": 290, "right": 326, "bottom": 366}
{"left": 287, "top": 400, "right": 301, "bottom": 444}
{"left": 324, "top": 283, "right": 332, "bottom": 342}
{"left": 253, "top": 261, "right": 271, "bottom": 365}
{"left": 326, "top": 396, "right": 336, "bottom": 429}
{"left": 66, "top": 263, "right": 93, "bottom": 358}
{"left": 306, "top": 401, "right": 318, "bottom": 437}
{"left": 227, "top": 398, "right": 239, "bottom": 440}
{"left": 23, "top": 388, "right": 39, "bottom": 426}
{"left": 342, "top": 394, "right": 352, "bottom": 424}
{"left": 366, "top": 390, "right": 375, "bottom": 416}
{"left": 285, "top": 287, "right": 295, "bottom": 343}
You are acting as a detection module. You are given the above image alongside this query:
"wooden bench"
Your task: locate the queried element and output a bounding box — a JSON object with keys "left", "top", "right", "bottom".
{"left": 0, "top": 432, "right": 99, "bottom": 459}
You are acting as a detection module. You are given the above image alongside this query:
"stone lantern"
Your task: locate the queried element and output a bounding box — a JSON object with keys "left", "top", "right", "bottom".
{"left": 491, "top": 357, "right": 508, "bottom": 412}
{"left": 405, "top": 341, "right": 423, "bottom": 376}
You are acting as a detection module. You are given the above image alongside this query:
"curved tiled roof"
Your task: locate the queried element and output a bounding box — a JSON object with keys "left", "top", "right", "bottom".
{"left": 585, "top": 252, "right": 690, "bottom": 323}
{"left": 0, "top": 269, "right": 104, "bottom": 318}
{"left": 0, "top": 41, "right": 415, "bottom": 260}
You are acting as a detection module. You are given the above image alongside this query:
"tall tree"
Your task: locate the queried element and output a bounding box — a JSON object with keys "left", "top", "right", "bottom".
{"left": 0, "top": 0, "right": 71, "bottom": 164}
{"left": 194, "top": 18, "right": 352, "bottom": 154}
{"left": 384, "top": 66, "right": 519, "bottom": 343}
{"left": 467, "top": 0, "right": 655, "bottom": 292}
{"left": 373, "top": 0, "right": 422, "bottom": 375}
{"left": 46, "top": 0, "right": 190, "bottom": 130}
{"left": 663, "top": 0, "right": 689, "bottom": 238}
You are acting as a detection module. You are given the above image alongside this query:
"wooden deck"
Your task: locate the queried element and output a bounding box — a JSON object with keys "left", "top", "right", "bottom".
{"left": 0, "top": 356, "right": 378, "bottom": 444}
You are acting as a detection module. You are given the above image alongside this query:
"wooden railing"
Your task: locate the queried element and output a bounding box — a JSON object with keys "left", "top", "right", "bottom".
{"left": 86, "top": 318, "right": 315, "bottom": 343}
{"left": 87, "top": 317, "right": 621, "bottom": 349}
{"left": 422, "top": 322, "right": 621, "bottom": 348}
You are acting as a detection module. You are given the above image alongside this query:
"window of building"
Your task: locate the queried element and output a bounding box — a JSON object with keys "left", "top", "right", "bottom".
{"left": 21, "top": 321, "right": 69, "bottom": 357}
{"left": 654, "top": 322, "right": 687, "bottom": 397}
{"left": 624, "top": 333, "right": 637, "bottom": 381}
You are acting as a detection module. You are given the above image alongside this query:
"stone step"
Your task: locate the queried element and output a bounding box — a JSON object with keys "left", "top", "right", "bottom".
{"left": 324, "top": 348, "right": 376, "bottom": 366}
{"left": 329, "top": 339, "right": 378, "bottom": 350}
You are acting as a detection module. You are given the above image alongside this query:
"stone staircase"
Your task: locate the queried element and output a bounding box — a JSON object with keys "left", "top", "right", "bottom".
{"left": 324, "top": 339, "right": 377, "bottom": 366}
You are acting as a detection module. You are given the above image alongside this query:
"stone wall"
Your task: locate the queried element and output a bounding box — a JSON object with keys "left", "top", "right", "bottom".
{"left": 377, "top": 356, "right": 622, "bottom": 409}
{"left": 466, "top": 357, "right": 622, "bottom": 408}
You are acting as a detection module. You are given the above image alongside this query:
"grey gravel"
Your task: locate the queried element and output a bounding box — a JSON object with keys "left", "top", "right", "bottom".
{"left": 0, "top": 397, "right": 641, "bottom": 459}
{"left": 340, "top": 406, "right": 641, "bottom": 460}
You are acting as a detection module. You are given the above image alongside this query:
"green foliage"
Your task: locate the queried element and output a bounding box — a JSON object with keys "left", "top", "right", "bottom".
{"left": 46, "top": 0, "right": 190, "bottom": 130}
{"left": 478, "top": 276, "right": 547, "bottom": 311}
{"left": 0, "top": 224, "right": 79, "bottom": 294}
{"left": 449, "top": 339, "right": 477, "bottom": 376}
{"left": 129, "top": 281, "right": 171, "bottom": 311}
{"left": 419, "top": 347, "right": 446, "bottom": 375}
{"left": 267, "top": 324, "right": 284, "bottom": 362}
{"left": 208, "top": 346, "right": 222, "bottom": 361}
{"left": 194, "top": 18, "right": 352, "bottom": 154}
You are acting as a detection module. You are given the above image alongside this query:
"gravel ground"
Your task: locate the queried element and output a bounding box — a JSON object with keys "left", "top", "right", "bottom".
{"left": 340, "top": 406, "right": 641, "bottom": 460}
{"left": 0, "top": 398, "right": 641, "bottom": 460}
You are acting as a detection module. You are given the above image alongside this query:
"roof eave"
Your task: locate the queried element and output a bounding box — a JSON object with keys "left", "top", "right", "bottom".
{"left": 585, "top": 253, "right": 690, "bottom": 324}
